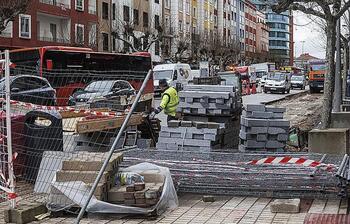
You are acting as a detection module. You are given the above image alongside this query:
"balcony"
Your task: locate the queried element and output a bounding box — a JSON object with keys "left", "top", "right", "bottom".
{"left": 37, "top": 12, "right": 71, "bottom": 44}
{"left": 39, "top": 0, "right": 70, "bottom": 9}
{"left": 38, "top": 36, "right": 70, "bottom": 43}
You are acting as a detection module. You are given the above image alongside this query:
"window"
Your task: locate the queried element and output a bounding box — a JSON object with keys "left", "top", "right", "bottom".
{"left": 155, "top": 15, "right": 160, "bottom": 29}
{"left": 19, "top": 14, "right": 31, "bottom": 38}
{"left": 143, "top": 12, "right": 148, "bottom": 27}
{"left": 165, "top": 0, "right": 170, "bottom": 8}
{"left": 102, "top": 33, "right": 109, "bottom": 51}
{"left": 75, "top": 24, "right": 84, "bottom": 44}
{"left": 76, "top": 0, "right": 84, "bottom": 11}
{"left": 155, "top": 0, "right": 159, "bottom": 3}
{"left": 186, "top": 0, "right": 190, "bottom": 14}
{"left": 155, "top": 41, "right": 160, "bottom": 55}
{"left": 50, "top": 23, "right": 57, "bottom": 41}
{"left": 123, "top": 5, "right": 130, "bottom": 22}
{"left": 112, "top": 3, "right": 116, "bottom": 20}
{"left": 193, "top": 7, "right": 196, "bottom": 17}
{"left": 179, "top": 20, "right": 183, "bottom": 32}
{"left": 133, "top": 9, "right": 139, "bottom": 25}
{"left": 89, "top": 23, "right": 97, "bottom": 46}
{"left": 102, "top": 2, "right": 109, "bottom": 20}
{"left": 179, "top": 0, "right": 183, "bottom": 11}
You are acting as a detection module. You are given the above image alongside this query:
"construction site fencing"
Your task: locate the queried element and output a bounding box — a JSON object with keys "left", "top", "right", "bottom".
{"left": 0, "top": 57, "right": 158, "bottom": 219}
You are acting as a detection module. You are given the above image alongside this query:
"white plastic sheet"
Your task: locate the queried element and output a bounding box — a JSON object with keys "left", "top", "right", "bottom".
{"left": 48, "top": 162, "right": 178, "bottom": 215}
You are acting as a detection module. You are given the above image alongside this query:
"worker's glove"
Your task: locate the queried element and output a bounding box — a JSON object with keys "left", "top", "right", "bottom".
{"left": 149, "top": 111, "right": 156, "bottom": 119}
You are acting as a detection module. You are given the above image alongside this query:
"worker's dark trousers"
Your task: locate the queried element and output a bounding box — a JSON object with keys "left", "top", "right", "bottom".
{"left": 167, "top": 115, "right": 177, "bottom": 122}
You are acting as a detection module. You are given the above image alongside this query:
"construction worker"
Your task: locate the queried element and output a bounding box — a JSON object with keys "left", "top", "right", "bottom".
{"left": 150, "top": 79, "right": 179, "bottom": 121}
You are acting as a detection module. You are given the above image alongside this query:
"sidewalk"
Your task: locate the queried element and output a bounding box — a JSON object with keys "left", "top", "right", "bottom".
{"left": 4, "top": 193, "right": 345, "bottom": 224}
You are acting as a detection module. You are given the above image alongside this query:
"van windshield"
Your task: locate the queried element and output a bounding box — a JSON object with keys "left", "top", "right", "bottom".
{"left": 267, "top": 73, "right": 286, "bottom": 81}
{"left": 154, "top": 70, "right": 173, "bottom": 80}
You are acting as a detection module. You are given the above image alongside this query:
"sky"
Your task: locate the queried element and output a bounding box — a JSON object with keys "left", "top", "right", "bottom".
{"left": 293, "top": 11, "right": 326, "bottom": 59}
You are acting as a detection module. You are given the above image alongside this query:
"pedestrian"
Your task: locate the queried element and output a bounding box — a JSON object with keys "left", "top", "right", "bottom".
{"left": 150, "top": 79, "right": 179, "bottom": 122}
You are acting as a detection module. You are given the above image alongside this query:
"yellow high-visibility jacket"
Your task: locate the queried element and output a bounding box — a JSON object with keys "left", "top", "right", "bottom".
{"left": 160, "top": 87, "right": 179, "bottom": 117}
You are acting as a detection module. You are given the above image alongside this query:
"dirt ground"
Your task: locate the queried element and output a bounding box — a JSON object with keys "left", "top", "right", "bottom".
{"left": 270, "top": 93, "right": 323, "bottom": 131}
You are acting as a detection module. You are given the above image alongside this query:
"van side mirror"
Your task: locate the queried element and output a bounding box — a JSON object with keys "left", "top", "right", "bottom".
{"left": 173, "top": 71, "right": 178, "bottom": 80}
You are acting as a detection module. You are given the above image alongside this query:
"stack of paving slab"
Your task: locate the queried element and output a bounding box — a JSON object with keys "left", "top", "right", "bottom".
{"left": 49, "top": 153, "right": 123, "bottom": 208}
{"left": 156, "top": 120, "right": 225, "bottom": 151}
{"left": 157, "top": 84, "right": 241, "bottom": 151}
{"left": 239, "top": 104, "right": 290, "bottom": 152}
{"left": 177, "top": 85, "right": 241, "bottom": 116}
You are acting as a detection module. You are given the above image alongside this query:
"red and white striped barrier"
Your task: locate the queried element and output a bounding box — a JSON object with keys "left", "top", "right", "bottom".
{"left": 247, "top": 156, "right": 337, "bottom": 172}
{"left": 0, "top": 98, "right": 129, "bottom": 117}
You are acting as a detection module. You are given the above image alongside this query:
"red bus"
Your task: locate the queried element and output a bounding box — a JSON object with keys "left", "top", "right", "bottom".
{"left": 8, "top": 46, "right": 153, "bottom": 105}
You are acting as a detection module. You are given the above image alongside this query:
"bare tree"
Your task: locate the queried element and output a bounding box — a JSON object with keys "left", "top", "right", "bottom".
{"left": 271, "top": 0, "right": 350, "bottom": 129}
{"left": 111, "top": 17, "right": 163, "bottom": 53}
{"left": 0, "top": 0, "right": 30, "bottom": 34}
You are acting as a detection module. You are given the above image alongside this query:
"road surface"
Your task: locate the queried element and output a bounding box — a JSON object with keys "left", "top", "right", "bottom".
{"left": 153, "top": 86, "right": 309, "bottom": 124}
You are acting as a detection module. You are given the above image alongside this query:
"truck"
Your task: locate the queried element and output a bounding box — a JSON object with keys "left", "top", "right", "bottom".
{"left": 236, "top": 66, "right": 257, "bottom": 86}
{"left": 250, "top": 62, "right": 276, "bottom": 82}
{"left": 308, "top": 59, "right": 326, "bottom": 93}
{"left": 153, "top": 63, "right": 192, "bottom": 96}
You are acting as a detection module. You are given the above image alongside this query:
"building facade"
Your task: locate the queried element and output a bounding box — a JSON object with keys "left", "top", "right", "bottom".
{"left": 252, "top": 0, "right": 293, "bottom": 66}
{"left": 112, "top": 0, "right": 162, "bottom": 62}
{"left": 244, "top": 0, "right": 256, "bottom": 62}
{"left": 0, "top": 0, "right": 98, "bottom": 50}
{"left": 255, "top": 10, "right": 269, "bottom": 62}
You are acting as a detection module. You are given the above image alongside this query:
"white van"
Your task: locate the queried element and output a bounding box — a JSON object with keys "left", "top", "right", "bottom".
{"left": 153, "top": 63, "right": 192, "bottom": 95}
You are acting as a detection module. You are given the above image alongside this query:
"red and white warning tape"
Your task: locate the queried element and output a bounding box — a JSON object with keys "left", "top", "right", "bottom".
{"left": 0, "top": 98, "right": 129, "bottom": 117}
{"left": 247, "top": 156, "right": 337, "bottom": 172}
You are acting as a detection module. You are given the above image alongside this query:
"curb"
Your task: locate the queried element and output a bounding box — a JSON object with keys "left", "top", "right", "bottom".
{"left": 262, "top": 89, "right": 309, "bottom": 105}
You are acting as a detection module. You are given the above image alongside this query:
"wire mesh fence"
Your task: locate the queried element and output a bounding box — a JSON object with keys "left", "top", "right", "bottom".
{"left": 0, "top": 50, "right": 157, "bottom": 217}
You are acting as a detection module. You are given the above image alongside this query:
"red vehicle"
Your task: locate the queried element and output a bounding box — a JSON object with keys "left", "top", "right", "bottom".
{"left": 9, "top": 46, "right": 153, "bottom": 105}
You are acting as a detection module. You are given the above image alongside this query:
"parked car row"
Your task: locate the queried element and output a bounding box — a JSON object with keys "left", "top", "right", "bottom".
{"left": 262, "top": 72, "right": 308, "bottom": 94}
{"left": 0, "top": 74, "right": 137, "bottom": 107}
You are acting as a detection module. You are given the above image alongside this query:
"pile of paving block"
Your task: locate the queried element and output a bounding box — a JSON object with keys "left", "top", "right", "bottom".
{"left": 239, "top": 104, "right": 290, "bottom": 152}
{"left": 177, "top": 85, "right": 240, "bottom": 116}
{"left": 157, "top": 84, "right": 241, "bottom": 151}
{"left": 156, "top": 120, "right": 225, "bottom": 151}
{"left": 108, "top": 180, "right": 163, "bottom": 207}
{"left": 50, "top": 153, "right": 123, "bottom": 205}
{"left": 49, "top": 152, "right": 165, "bottom": 208}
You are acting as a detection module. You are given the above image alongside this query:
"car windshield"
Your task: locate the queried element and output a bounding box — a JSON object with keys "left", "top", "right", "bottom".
{"left": 85, "top": 81, "right": 114, "bottom": 92}
{"left": 154, "top": 70, "right": 173, "bottom": 80}
{"left": 0, "top": 77, "right": 15, "bottom": 90}
{"left": 291, "top": 76, "right": 304, "bottom": 81}
{"left": 218, "top": 74, "right": 239, "bottom": 88}
{"left": 267, "top": 73, "right": 286, "bottom": 81}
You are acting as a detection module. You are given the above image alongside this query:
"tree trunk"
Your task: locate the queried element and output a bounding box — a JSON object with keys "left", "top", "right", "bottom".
{"left": 321, "top": 19, "right": 337, "bottom": 129}
{"left": 343, "top": 43, "right": 349, "bottom": 99}
{"left": 333, "top": 18, "right": 342, "bottom": 112}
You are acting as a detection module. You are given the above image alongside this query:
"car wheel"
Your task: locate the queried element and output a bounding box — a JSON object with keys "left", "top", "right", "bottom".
{"left": 287, "top": 88, "right": 290, "bottom": 94}
{"left": 264, "top": 88, "right": 267, "bottom": 93}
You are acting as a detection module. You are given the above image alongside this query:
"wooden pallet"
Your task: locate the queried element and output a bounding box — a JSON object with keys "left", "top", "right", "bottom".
{"left": 76, "top": 113, "right": 144, "bottom": 134}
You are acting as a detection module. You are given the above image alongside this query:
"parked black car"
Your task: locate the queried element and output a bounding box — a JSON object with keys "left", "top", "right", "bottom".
{"left": 0, "top": 75, "right": 57, "bottom": 105}
{"left": 68, "top": 80, "right": 136, "bottom": 106}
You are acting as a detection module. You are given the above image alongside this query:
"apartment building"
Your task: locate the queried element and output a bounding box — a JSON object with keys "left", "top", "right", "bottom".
{"left": 0, "top": 0, "right": 98, "bottom": 50}
{"left": 256, "top": 10, "right": 269, "bottom": 62}
{"left": 244, "top": 0, "right": 256, "bottom": 62}
{"left": 252, "top": 0, "right": 293, "bottom": 66}
{"left": 112, "top": 0, "right": 162, "bottom": 62}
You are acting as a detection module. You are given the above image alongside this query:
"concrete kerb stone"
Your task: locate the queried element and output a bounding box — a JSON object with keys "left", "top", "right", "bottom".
{"left": 246, "top": 104, "right": 266, "bottom": 112}
{"left": 4, "top": 201, "right": 48, "bottom": 224}
{"left": 270, "top": 198, "right": 300, "bottom": 213}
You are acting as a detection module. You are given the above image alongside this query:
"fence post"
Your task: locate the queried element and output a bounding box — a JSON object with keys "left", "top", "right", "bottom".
{"left": 5, "top": 50, "right": 15, "bottom": 209}
{"left": 75, "top": 70, "right": 153, "bottom": 223}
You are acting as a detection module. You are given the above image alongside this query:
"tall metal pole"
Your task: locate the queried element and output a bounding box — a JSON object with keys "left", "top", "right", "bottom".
{"left": 75, "top": 70, "right": 153, "bottom": 223}
{"left": 5, "top": 50, "right": 15, "bottom": 209}
{"left": 334, "top": 17, "right": 342, "bottom": 112}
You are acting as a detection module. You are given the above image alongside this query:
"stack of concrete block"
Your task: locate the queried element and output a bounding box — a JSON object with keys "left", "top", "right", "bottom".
{"left": 108, "top": 182, "right": 163, "bottom": 207}
{"left": 156, "top": 120, "right": 225, "bottom": 151}
{"left": 239, "top": 104, "right": 290, "bottom": 152}
{"left": 177, "top": 85, "right": 241, "bottom": 116}
{"left": 49, "top": 153, "right": 123, "bottom": 206}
